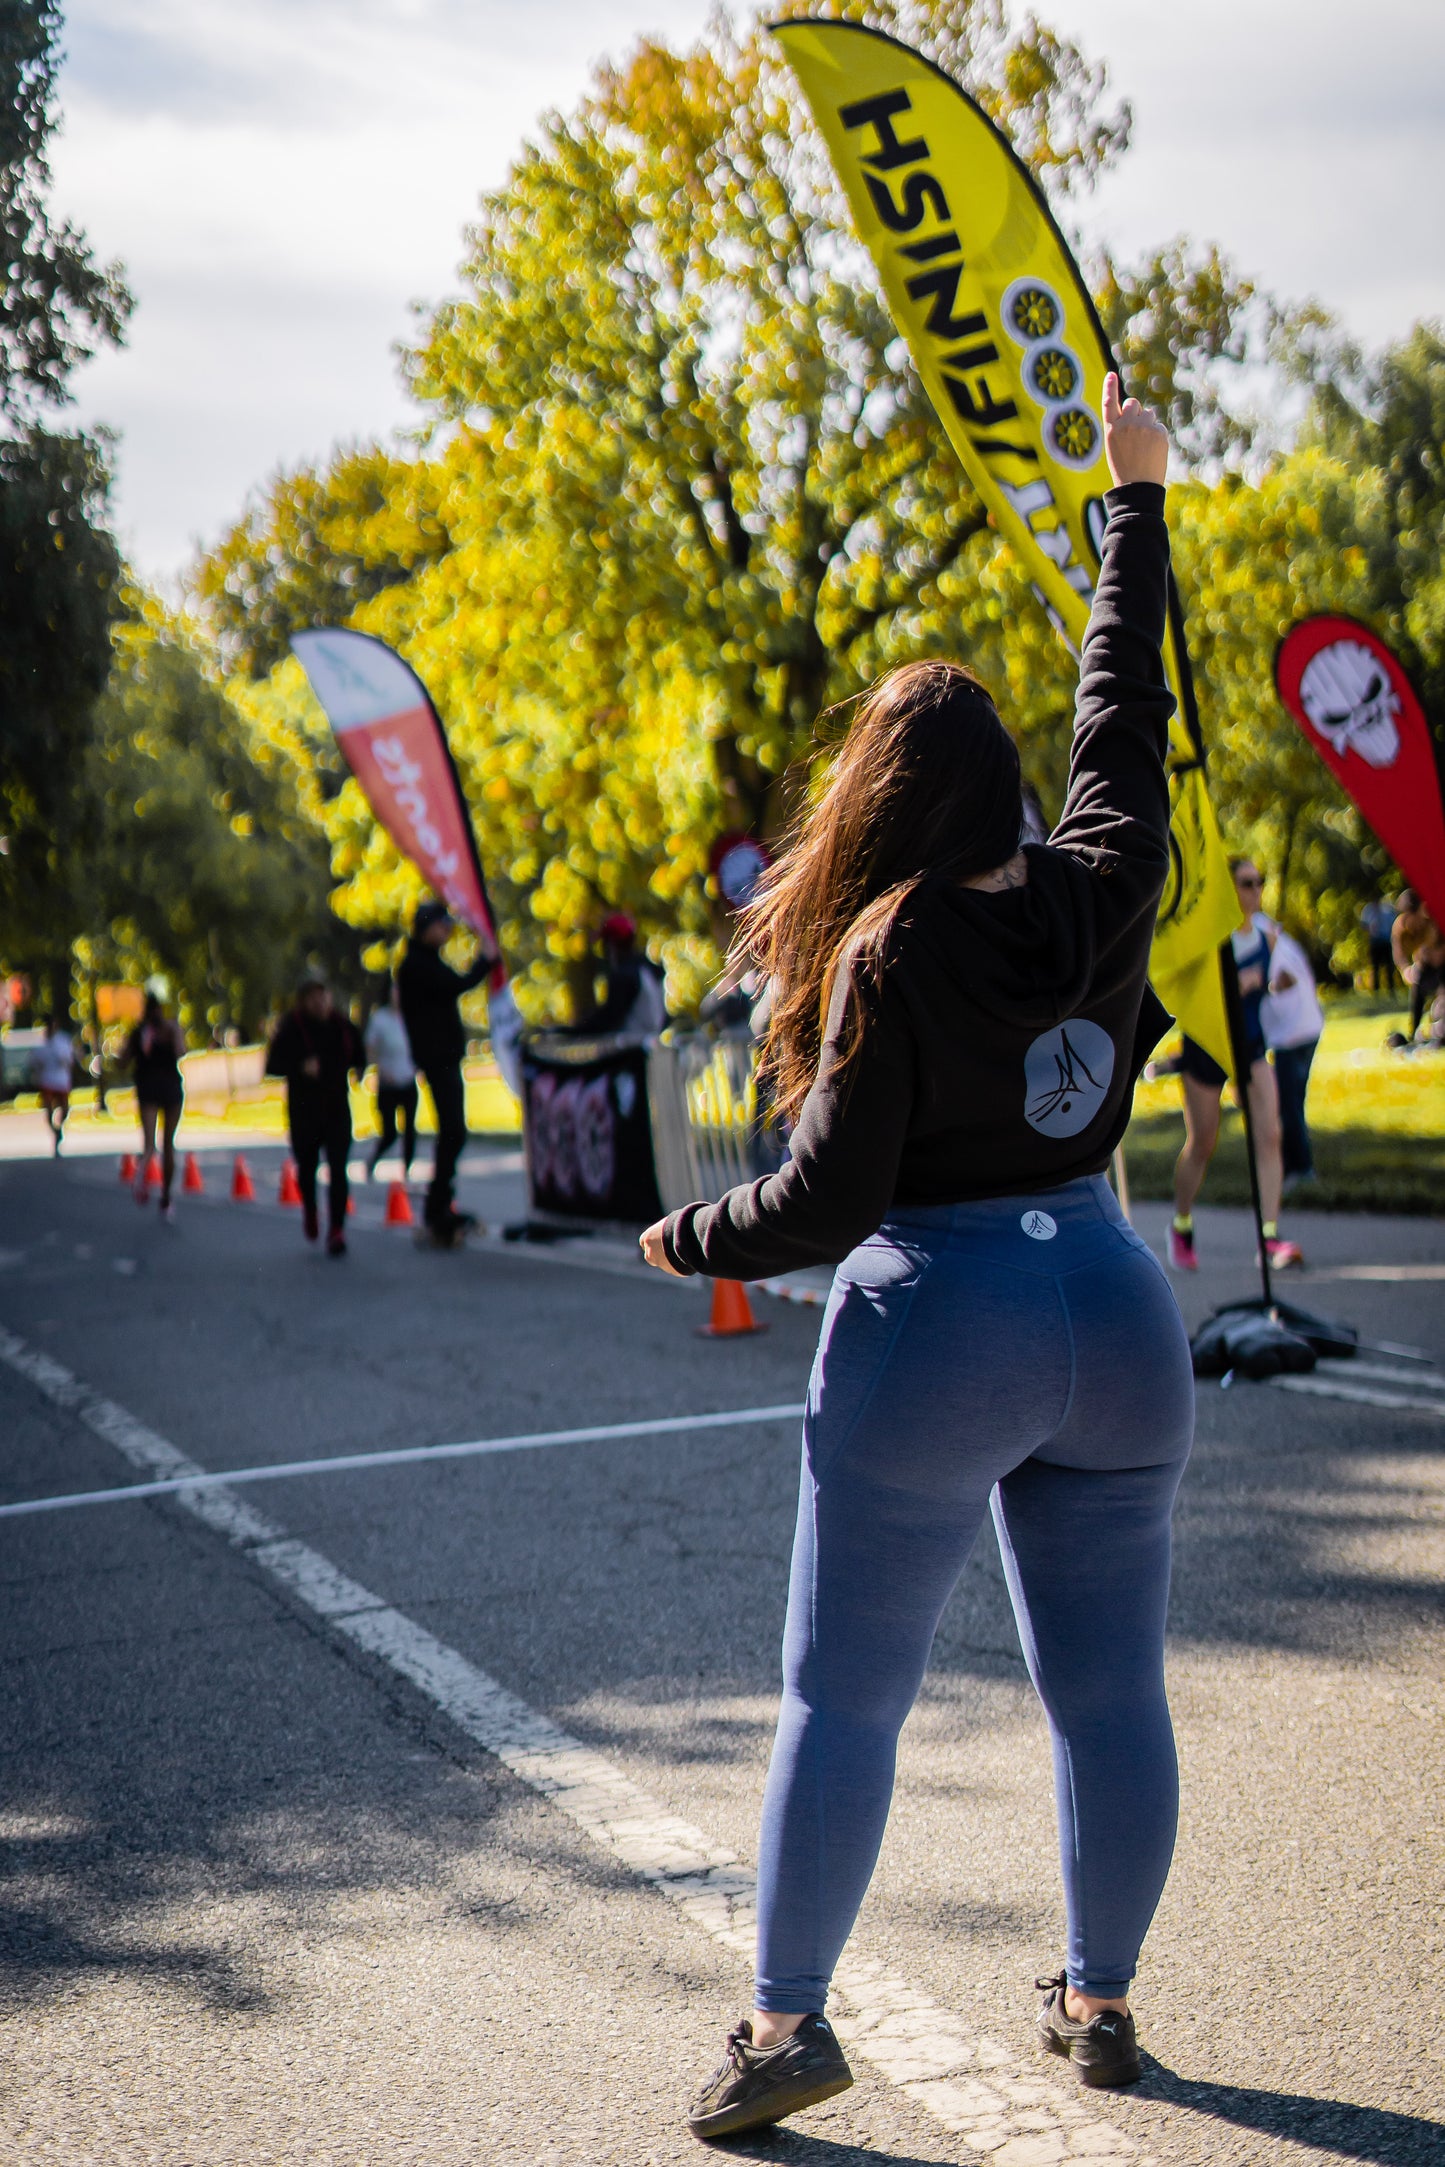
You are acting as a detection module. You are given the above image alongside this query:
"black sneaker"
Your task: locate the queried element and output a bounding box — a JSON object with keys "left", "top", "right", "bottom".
{"left": 1036, "top": 1973, "right": 1140, "bottom": 2088}
{"left": 687, "top": 2014, "right": 852, "bottom": 2141}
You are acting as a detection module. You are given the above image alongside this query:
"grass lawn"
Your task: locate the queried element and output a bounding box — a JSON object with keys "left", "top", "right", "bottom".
{"left": 1123, "top": 993, "right": 1445, "bottom": 1215}
{"left": 10, "top": 1010, "right": 1436, "bottom": 1214}
{"left": 2, "top": 1059, "right": 523, "bottom": 1142}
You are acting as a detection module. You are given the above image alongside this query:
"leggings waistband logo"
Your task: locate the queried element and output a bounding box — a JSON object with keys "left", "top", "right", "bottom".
{"left": 1020, "top": 1210, "right": 1058, "bottom": 1240}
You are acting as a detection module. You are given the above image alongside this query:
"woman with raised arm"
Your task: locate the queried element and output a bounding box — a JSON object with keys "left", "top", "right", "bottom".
{"left": 641, "top": 379, "right": 1195, "bottom": 2140}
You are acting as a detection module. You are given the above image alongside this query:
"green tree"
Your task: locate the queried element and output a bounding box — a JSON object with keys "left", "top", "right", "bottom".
{"left": 192, "top": 1, "right": 1363, "bottom": 1008}
{"left": 196, "top": 446, "right": 453, "bottom": 680}
{"left": 1311, "top": 321, "right": 1445, "bottom": 725}
{"left": 71, "top": 603, "right": 367, "bottom": 1039}
{"left": 0, "top": 427, "right": 123, "bottom": 1002}
{"left": 0, "top": 0, "right": 129, "bottom": 415}
{"left": 1165, "top": 325, "right": 1445, "bottom": 965}
{"left": 0, "top": 0, "right": 132, "bottom": 1010}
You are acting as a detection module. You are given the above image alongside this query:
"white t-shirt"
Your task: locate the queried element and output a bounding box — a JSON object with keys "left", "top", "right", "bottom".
{"left": 624, "top": 963, "right": 668, "bottom": 1038}
{"left": 365, "top": 1006, "right": 416, "bottom": 1087}
{"left": 1256, "top": 918, "right": 1325, "bottom": 1051}
{"left": 32, "top": 1032, "right": 74, "bottom": 1092}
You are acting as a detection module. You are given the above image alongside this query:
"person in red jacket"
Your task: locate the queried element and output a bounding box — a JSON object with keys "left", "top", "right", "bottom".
{"left": 265, "top": 980, "right": 363, "bottom": 1256}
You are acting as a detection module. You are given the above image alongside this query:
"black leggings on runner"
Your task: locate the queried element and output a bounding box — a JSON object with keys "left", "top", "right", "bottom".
{"left": 371, "top": 1081, "right": 418, "bottom": 1176}
{"left": 420, "top": 1064, "right": 466, "bottom": 1229}
{"left": 291, "top": 1110, "right": 352, "bottom": 1233}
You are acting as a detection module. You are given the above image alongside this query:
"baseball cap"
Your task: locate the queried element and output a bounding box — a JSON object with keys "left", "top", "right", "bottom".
{"left": 413, "top": 900, "right": 454, "bottom": 935}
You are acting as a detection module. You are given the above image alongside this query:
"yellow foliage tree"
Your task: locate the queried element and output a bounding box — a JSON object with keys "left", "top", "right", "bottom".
{"left": 196, "top": 3, "right": 1381, "bottom": 1010}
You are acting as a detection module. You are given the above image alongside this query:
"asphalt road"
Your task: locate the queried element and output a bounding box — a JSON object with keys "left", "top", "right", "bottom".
{"left": 0, "top": 1144, "right": 1441, "bottom": 2167}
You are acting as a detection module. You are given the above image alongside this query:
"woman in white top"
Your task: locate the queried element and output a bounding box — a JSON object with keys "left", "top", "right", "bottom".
{"left": 1257, "top": 915, "right": 1325, "bottom": 1194}
{"left": 365, "top": 981, "right": 418, "bottom": 1181}
{"left": 30, "top": 1017, "right": 75, "bottom": 1156}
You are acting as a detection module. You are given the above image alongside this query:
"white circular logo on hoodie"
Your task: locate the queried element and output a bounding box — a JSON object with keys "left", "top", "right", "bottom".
{"left": 1023, "top": 1019, "right": 1116, "bottom": 1138}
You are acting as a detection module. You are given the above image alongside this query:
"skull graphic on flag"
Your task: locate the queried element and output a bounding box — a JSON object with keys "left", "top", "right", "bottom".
{"left": 1297, "top": 640, "right": 1402, "bottom": 769}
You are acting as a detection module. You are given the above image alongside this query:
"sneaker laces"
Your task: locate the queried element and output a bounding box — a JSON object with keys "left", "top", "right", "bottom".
{"left": 704, "top": 2023, "right": 758, "bottom": 2090}
{"left": 1035, "top": 1971, "right": 1067, "bottom": 1993}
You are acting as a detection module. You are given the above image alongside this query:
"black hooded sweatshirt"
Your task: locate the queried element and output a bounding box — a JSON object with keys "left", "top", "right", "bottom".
{"left": 661, "top": 481, "right": 1176, "bottom": 1281}
{"left": 265, "top": 1009, "right": 364, "bottom": 1120}
{"left": 397, "top": 942, "right": 491, "bottom": 1072}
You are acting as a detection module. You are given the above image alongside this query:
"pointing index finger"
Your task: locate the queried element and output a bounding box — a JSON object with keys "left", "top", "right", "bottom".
{"left": 1102, "top": 371, "right": 1121, "bottom": 424}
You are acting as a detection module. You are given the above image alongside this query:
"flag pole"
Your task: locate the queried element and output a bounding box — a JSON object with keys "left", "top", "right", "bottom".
{"left": 1164, "top": 575, "right": 1274, "bottom": 1305}
{"left": 1219, "top": 939, "right": 1274, "bottom": 1311}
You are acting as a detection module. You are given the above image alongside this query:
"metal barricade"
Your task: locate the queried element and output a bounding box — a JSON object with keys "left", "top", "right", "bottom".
{"left": 647, "top": 1025, "right": 780, "bottom": 1212}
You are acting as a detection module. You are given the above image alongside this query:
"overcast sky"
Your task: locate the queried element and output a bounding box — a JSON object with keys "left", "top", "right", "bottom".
{"left": 48, "top": 0, "right": 1445, "bottom": 583}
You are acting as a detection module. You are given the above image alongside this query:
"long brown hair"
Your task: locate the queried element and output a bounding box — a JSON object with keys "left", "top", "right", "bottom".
{"left": 741, "top": 661, "right": 1023, "bottom": 1119}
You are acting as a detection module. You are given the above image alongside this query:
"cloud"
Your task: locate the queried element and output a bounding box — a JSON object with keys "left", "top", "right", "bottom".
{"left": 60, "top": 0, "right": 707, "bottom": 127}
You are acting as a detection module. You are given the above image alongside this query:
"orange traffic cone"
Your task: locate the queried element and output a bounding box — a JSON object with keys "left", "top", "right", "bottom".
{"left": 183, "top": 1153, "right": 204, "bottom": 1195}
{"left": 119, "top": 1152, "right": 137, "bottom": 1183}
{"left": 145, "top": 1153, "right": 164, "bottom": 1190}
{"left": 278, "top": 1159, "right": 302, "bottom": 1207}
{"left": 231, "top": 1155, "right": 256, "bottom": 1202}
{"left": 384, "top": 1181, "right": 414, "bottom": 1227}
{"left": 697, "top": 1278, "right": 767, "bottom": 1338}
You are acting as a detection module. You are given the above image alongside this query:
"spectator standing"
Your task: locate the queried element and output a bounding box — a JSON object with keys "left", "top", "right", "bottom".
{"left": 585, "top": 913, "right": 668, "bottom": 1035}
{"left": 1258, "top": 918, "right": 1325, "bottom": 1196}
{"left": 364, "top": 981, "right": 418, "bottom": 1183}
{"left": 124, "top": 991, "right": 186, "bottom": 1215}
{"left": 1391, "top": 890, "right": 1445, "bottom": 1041}
{"left": 30, "top": 1015, "right": 75, "bottom": 1155}
{"left": 1167, "top": 858, "right": 1300, "bottom": 1273}
{"left": 265, "top": 980, "right": 363, "bottom": 1257}
{"left": 1359, "top": 895, "right": 1397, "bottom": 993}
{"left": 397, "top": 901, "right": 497, "bottom": 1244}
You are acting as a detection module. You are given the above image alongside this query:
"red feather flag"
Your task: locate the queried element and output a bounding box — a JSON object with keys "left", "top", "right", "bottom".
{"left": 1275, "top": 615, "right": 1445, "bottom": 925}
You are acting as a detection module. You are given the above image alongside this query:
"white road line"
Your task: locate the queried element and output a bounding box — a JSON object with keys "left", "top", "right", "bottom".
{"left": 0, "top": 1322, "right": 1149, "bottom": 2167}
{"left": 1317, "top": 1359, "right": 1445, "bottom": 1390}
{"left": 758, "top": 1275, "right": 830, "bottom": 1308}
{"left": 0, "top": 1402, "right": 807, "bottom": 1520}
{"left": 1270, "top": 1374, "right": 1445, "bottom": 1416}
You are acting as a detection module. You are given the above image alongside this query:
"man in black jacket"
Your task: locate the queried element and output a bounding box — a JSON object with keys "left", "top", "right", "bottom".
{"left": 397, "top": 901, "right": 497, "bottom": 1242}
{"left": 265, "top": 979, "right": 364, "bottom": 1256}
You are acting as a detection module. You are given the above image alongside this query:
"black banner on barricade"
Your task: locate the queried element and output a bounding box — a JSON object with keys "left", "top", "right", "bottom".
{"left": 521, "top": 1037, "right": 663, "bottom": 1224}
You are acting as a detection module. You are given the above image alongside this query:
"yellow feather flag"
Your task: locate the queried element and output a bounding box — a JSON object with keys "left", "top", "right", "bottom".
{"left": 774, "top": 17, "right": 1239, "bottom": 1071}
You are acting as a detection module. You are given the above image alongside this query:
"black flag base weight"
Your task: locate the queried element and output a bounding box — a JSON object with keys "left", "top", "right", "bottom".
{"left": 1190, "top": 1297, "right": 1356, "bottom": 1383}
{"left": 1187, "top": 942, "right": 1367, "bottom": 1385}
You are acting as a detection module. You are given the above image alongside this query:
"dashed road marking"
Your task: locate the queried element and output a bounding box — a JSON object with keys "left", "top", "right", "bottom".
{"left": 1317, "top": 1357, "right": 1444, "bottom": 1388}
{"left": 1270, "top": 1370, "right": 1445, "bottom": 1416}
{"left": 0, "top": 1322, "right": 1152, "bottom": 2166}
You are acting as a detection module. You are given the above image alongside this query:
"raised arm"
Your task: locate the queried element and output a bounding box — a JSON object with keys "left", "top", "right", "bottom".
{"left": 1048, "top": 376, "right": 1176, "bottom": 944}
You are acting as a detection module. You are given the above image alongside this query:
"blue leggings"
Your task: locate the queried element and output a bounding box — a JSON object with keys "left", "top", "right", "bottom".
{"left": 755, "top": 1176, "right": 1195, "bottom": 2010}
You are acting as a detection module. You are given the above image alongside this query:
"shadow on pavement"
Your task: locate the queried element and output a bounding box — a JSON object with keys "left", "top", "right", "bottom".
{"left": 1140, "top": 2060, "right": 1445, "bottom": 2165}
{"left": 710, "top": 2134, "right": 941, "bottom": 2165}
{"left": 0, "top": 1876, "right": 267, "bottom": 2013}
